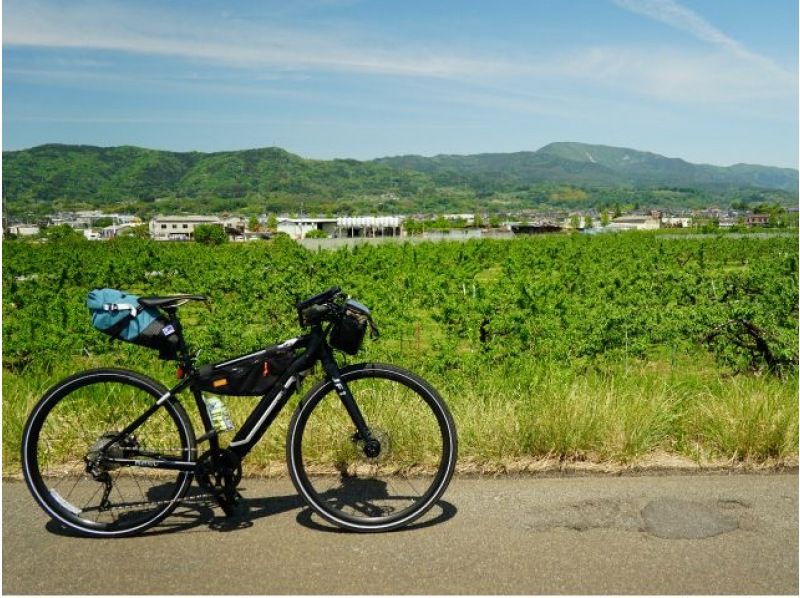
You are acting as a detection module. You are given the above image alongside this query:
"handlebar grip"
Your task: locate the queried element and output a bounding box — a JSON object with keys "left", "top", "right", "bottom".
{"left": 300, "top": 303, "right": 331, "bottom": 326}
{"left": 296, "top": 287, "right": 342, "bottom": 311}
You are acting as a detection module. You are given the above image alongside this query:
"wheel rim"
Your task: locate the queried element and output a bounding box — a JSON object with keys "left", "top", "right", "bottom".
{"left": 292, "top": 370, "right": 453, "bottom": 528}
{"left": 25, "top": 376, "right": 192, "bottom": 533}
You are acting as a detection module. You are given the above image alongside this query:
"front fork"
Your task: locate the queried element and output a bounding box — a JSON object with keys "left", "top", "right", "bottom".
{"left": 318, "top": 343, "right": 374, "bottom": 447}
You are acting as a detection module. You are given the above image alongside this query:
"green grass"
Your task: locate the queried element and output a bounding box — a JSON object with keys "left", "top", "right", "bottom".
{"left": 4, "top": 351, "right": 796, "bottom": 476}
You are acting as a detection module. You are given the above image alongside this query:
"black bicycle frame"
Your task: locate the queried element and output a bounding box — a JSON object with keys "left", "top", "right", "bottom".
{"left": 99, "top": 323, "right": 373, "bottom": 472}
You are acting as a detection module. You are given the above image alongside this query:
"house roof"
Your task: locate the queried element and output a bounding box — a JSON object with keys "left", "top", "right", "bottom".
{"left": 612, "top": 216, "right": 658, "bottom": 223}
{"left": 151, "top": 215, "right": 221, "bottom": 223}
{"left": 278, "top": 217, "right": 338, "bottom": 224}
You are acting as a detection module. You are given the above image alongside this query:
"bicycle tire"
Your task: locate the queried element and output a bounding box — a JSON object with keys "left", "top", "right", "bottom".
{"left": 287, "top": 363, "right": 457, "bottom": 532}
{"left": 21, "top": 368, "right": 196, "bottom": 538}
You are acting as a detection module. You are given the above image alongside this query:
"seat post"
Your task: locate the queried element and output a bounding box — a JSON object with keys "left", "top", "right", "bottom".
{"left": 164, "top": 307, "right": 193, "bottom": 370}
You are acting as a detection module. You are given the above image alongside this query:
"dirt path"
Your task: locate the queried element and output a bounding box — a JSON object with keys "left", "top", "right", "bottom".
{"left": 3, "top": 473, "right": 797, "bottom": 594}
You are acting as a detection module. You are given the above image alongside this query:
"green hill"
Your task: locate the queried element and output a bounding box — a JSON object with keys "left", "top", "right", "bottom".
{"left": 536, "top": 142, "right": 799, "bottom": 189}
{"left": 3, "top": 142, "right": 796, "bottom": 218}
{"left": 376, "top": 142, "right": 798, "bottom": 191}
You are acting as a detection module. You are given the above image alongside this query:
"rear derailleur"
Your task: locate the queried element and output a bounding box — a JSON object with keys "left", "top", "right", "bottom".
{"left": 84, "top": 432, "right": 139, "bottom": 511}
{"left": 196, "top": 448, "right": 243, "bottom": 516}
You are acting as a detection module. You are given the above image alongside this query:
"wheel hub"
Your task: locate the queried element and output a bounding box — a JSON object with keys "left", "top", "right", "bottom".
{"left": 85, "top": 431, "right": 138, "bottom": 474}
{"left": 360, "top": 429, "right": 390, "bottom": 461}
{"left": 363, "top": 438, "right": 381, "bottom": 458}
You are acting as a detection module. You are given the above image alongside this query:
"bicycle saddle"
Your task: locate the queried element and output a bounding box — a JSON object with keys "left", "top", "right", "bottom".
{"left": 137, "top": 294, "right": 207, "bottom": 309}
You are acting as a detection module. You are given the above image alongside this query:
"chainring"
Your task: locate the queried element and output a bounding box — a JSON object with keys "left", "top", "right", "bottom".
{"left": 196, "top": 448, "right": 243, "bottom": 492}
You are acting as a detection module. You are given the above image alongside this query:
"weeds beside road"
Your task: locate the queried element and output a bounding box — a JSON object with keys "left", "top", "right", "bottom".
{"left": 4, "top": 353, "right": 796, "bottom": 476}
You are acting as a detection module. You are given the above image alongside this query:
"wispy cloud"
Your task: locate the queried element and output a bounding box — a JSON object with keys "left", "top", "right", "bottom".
{"left": 4, "top": 0, "right": 795, "bottom": 109}
{"left": 612, "top": 0, "right": 788, "bottom": 75}
{"left": 3, "top": 0, "right": 515, "bottom": 78}
{"left": 555, "top": 45, "right": 794, "bottom": 104}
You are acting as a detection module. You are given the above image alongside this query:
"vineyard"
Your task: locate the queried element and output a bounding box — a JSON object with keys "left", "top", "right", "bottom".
{"left": 3, "top": 233, "right": 798, "bottom": 473}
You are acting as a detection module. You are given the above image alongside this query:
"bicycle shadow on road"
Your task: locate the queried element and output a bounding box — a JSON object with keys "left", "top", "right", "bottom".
{"left": 212, "top": 477, "right": 458, "bottom": 534}
{"left": 44, "top": 499, "right": 218, "bottom": 538}
{"left": 44, "top": 480, "right": 457, "bottom": 538}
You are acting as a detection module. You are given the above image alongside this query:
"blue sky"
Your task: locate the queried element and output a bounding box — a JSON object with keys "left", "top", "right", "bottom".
{"left": 3, "top": 0, "right": 798, "bottom": 167}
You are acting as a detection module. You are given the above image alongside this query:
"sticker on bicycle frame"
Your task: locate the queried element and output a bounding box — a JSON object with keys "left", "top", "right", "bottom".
{"left": 162, "top": 324, "right": 176, "bottom": 336}
{"left": 50, "top": 489, "right": 82, "bottom": 515}
{"left": 212, "top": 378, "right": 227, "bottom": 388}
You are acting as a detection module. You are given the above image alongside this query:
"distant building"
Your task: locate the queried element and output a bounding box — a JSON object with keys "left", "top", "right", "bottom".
{"left": 6, "top": 224, "right": 40, "bottom": 237}
{"left": 149, "top": 215, "right": 221, "bottom": 241}
{"left": 221, "top": 216, "right": 247, "bottom": 233}
{"left": 336, "top": 216, "right": 402, "bottom": 238}
{"left": 660, "top": 216, "right": 691, "bottom": 228}
{"left": 277, "top": 217, "right": 338, "bottom": 239}
{"left": 694, "top": 207, "right": 723, "bottom": 219}
{"left": 101, "top": 222, "right": 139, "bottom": 239}
{"left": 511, "top": 221, "right": 562, "bottom": 234}
{"left": 441, "top": 213, "right": 475, "bottom": 225}
{"left": 50, "top": 211, "right": 138, "bottom": 229}
{"left": 561, "top": 215, "right": 593, "bottom": 230}
{"left": 607, "top": 215, "right": 660, "bottom": 231}
{"left": 275, "top": 216, "right": 403, "bottom": 239}
{"left": 746, "top": 214, "right": 770, "bottom": 227}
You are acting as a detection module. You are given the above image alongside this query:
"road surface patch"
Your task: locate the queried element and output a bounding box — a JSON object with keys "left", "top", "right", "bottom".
{"left": 642, "top": 498, "right": 739, "bottom": 539}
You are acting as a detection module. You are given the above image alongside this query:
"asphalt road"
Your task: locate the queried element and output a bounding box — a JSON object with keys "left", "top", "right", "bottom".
{"left": 3, "top": 472, "right": 797, "bottom": 594}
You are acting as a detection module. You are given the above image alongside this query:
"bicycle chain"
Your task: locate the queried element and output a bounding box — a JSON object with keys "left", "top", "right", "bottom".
{"left": 125, "top": 446, "right": 194, "bottom": 454}
{"left": 94, "top": 446, "right": 204, "bottom": 513}
{"left": 101, "top": 492, "right": 217, "bottom": 513}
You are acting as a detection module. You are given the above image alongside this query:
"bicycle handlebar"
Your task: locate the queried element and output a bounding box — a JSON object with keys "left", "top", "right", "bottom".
{"left": 296, "top": 287, "right": 342, "bottom": 311}
{"left": 297, "top": 287, "right": 344, "bottom": 327}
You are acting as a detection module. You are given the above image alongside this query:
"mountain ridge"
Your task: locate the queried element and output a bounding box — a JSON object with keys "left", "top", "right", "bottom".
{"left": 374, "top": 142, "right": 797, "bottom": 190}
{"left": 3, "top": 141, "right": 796, "bottom": 217}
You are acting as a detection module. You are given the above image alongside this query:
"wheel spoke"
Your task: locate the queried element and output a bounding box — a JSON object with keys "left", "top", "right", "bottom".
{"left": 291, "top": 366, "right": 455, "bottom": 530}
{"left": 23, "top": 373, "right": 193, "bottom": 536}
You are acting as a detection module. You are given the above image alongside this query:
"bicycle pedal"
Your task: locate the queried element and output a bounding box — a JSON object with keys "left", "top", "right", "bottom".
{"left": 221, "top": 499, "right": 244, "bottom": 517}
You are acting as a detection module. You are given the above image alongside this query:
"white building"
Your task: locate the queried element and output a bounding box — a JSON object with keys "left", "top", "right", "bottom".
{"left": 336, "top": 216, "right": 403, "bottom": 238}
{"left": 607, "top": 215, "right": 661, "bottom": 231}
{"left": 51, "top": 211, "right": 138, "bottom": 229}
{"left": 101, "top": 222, "right": 140, "bottom": 239}
{"left": 660, "top": 216, "right": 691, "bottom": 228}
{"left": 7, "top": 224, "right": 40, "bottom": 237}
{"left": 149, "top": 215, "right": 222, "bottom": 241}
{"left": 221, "top": 216, "right": 247, "bottom": 232}
{"left": 277, "top": 217, "right": 338, "bottom": 239}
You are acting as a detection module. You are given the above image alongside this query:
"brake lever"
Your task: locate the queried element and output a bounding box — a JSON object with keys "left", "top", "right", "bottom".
{"left": 368, "top": 317, "right": 380, "bottom": 339}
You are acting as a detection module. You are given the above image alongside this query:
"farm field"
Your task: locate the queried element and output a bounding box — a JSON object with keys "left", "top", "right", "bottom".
{"left": 2, "top": 233, "right": 797, "bottom": 474}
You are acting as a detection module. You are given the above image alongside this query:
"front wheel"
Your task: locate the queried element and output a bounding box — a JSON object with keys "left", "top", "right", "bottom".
{"left": 287, "top": 363, "right": 457, "bottom": 532}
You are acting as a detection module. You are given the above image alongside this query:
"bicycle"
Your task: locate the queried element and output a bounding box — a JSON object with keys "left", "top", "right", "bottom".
{"left": 21, "top": 287, "right": 457, "bottom": 537}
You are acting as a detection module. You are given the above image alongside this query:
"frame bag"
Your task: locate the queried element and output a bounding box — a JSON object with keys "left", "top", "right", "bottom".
{"left": 87, "top": 288, "right": 180, "bottom": 360}
{"left": 195, "top": 348, "right": 296, "bottom": 396}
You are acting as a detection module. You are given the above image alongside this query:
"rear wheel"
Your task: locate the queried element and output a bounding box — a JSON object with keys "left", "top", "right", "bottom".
{"left": 21, "top": 369, "right": 196, "bottom": 538}
{"left": 287, "top": 363, "right": 457, "bottom": 532}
